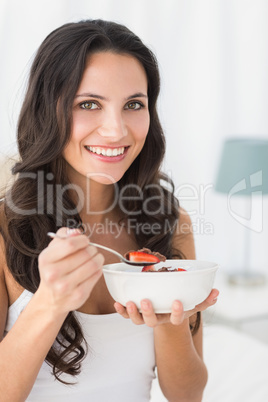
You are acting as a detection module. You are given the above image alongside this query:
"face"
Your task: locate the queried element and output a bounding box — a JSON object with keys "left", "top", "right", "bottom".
{"left": 63, "top": 51, "right": 150, "bottom": 185}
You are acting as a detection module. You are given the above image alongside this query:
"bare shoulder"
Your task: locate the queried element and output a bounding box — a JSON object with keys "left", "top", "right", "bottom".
{"left": 172, "top": 207, "right": 196, "bottom": 260}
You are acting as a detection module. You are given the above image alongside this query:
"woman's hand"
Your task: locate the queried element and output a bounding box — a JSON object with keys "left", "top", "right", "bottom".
{"left": 37, "top": 227, "right": 104, "bottom": 317}
{"left": 114, "top": 288, "right": 219, "bottom": 327}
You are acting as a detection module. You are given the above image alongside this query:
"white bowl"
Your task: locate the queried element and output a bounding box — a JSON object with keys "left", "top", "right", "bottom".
{"left": 103, "top": 260, "right": 219, "bottom": 313}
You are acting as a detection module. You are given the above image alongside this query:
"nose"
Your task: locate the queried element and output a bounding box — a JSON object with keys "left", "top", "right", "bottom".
{"left": 97, "top": 109, "right": 128, "bottom": 140}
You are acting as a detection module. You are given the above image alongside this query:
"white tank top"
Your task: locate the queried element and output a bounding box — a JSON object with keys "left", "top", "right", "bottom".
{"left": 4, "top": 290, "right": 156, "bottom": 401}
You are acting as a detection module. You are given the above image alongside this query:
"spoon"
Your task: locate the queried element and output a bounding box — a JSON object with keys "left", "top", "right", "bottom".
{"left": 47, "top": 232, "right": 159, "bottom": 267}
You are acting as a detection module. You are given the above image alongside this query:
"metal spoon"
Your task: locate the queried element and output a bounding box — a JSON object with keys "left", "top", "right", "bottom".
{"left": 47, "top": 232, "right": 159, "bottom": 267}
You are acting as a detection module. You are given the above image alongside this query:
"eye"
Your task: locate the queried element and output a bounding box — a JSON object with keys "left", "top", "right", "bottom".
{"left": 79, "top": 101, "right": 99, "bottom": 110}
{"left": 125, "top": 101, "right": 144, "bottom": 110}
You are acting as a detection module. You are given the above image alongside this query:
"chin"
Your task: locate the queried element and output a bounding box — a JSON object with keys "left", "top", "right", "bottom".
{"left": 87, "top": 172, "right": 123, "bottom": 185}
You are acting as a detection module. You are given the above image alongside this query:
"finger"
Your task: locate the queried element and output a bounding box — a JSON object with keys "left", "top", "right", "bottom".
{"left": 42, "top": 233, "right": 90, "bottom": 263}
{"left": 203, "top": 288, "right": 219, "bottom": 305}
{"left": 71, "top": 262, "right": 103, "bottom": 306}
{"left": 195, "top": 288, "right": 220, "bottom": 311}
{"left": 68, "top": 252, "right": 105, "bottom": 286}
{"left": 170, "top": 300, "right": 184, "bottom": 325}
{"left": 40, "top": 245, "right": 99, "bottom": 286}
{"left": 55, "top": 245, "right": 99, "bottom": 277}
{"left": 53, "top": 252, "right": 104, "bottom": 295}
{"left": 66, "top": 228, "right": 83, "bottom": 237}
{"left": 114, "top": 302, "right": 130, "bottom": 319}
{"left": 140, "top": 299, "right": 158, "bottom": 327}
{"left": 125, "top": 302, "right": 144, "bottom": 325}
{"left": 58, "top": 227, "right": 82, "bottom": 237}
{"left": 210, "top": 288, "right": 219, "bottom": 301}
{"left": 49, "top": 227, "right": 82, "bottom": 242}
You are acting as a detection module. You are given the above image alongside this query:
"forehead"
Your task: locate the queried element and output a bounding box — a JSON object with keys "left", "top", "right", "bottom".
{"left": 77, "top": 52, "right": 148, "bottom": 94}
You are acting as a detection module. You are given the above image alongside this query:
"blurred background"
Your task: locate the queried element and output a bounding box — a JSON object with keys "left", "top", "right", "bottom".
{"left": 1, "top": 0, "right": 268, "bottom": 272}
{"left": 1, "top": 1, "right": 268, "bottom": 400}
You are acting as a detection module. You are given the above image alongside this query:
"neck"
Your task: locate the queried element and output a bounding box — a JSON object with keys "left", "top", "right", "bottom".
{"left": 67, "top": 173, "right": 119, "bottom": 225}
{"left": 82, "top": 180, "right": 117, "bottom": 223}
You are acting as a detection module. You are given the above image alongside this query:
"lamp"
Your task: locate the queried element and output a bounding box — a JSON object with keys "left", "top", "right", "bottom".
{"left": 215, "top": 137, "right": 268, "bottom": 285}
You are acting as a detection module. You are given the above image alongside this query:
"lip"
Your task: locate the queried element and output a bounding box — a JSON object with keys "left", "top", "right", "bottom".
{"left": 84, "top": 145, "right": 130, "bottom": 163}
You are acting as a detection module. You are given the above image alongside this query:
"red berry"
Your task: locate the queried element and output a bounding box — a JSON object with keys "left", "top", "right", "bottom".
{"left": 127, "top": 251, "right": 160, "bottom": 263}
{"left": 141, "top": 265, "right": 156, "bottom": 272}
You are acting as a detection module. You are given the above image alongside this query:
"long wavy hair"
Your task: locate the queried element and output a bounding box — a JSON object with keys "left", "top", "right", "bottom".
{"left": 0, "top": 19, "right": 200, "bottom": 383}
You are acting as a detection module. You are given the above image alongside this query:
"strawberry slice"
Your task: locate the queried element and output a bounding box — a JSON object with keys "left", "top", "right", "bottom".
{"left": 142, "top": 266, "right": 187, "bottom": 272}
{"left": 141, "top": 265, "right": 156, "bottom": 272}
{"left": 127, "top": 251, "right": 160, "bottom": 263}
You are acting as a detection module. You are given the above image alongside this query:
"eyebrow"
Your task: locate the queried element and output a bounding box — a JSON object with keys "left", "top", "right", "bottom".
{"left": 126, "top": 92, "right": 148, "bottom": 101}
{"left": 75, "top": 92, "right": 148, "bottom": 101}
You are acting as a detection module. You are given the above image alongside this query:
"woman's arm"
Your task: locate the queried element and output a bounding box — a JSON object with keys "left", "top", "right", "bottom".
{"left": 153, "top": 209, "right": 208, "bottom": 402}
{"left": 0, "top": 229, "right": 104, "bottom": 402}
{"left": 115, "top": 209, "right": 218, "bottom": 402}
{"left": 154, "top": 320, "right": 206, "bottom": 402}
{"left": 0, "top": 274, "right": 68, "bottom": 401}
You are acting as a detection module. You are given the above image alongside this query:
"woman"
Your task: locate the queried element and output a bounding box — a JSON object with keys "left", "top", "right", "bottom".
{"left": 0, "top": 19, "right": 218, "bottom": 401}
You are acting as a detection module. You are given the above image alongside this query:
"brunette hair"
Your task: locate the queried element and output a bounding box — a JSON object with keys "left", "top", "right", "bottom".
{"left": 0, "top": 19, "right": 199, "bottom": 383}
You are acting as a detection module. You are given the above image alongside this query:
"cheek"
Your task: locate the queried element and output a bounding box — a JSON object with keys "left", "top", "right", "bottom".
{"left": 131, "top": 113, "right": 150, "bottom": 141}
{"left": 62, "top": 126, "right": 83, "bottom": 162}
{"left": 62, "top": 132, "right": 78, "bottom": 160}
{"left": 63, "top": 113, "right": 97, "bottom": 158}
{"left": 62, "top": 142, "right": 73, "bottom": 164}
{"left": 72, "top": 112, "right": 95, "bottom": 137}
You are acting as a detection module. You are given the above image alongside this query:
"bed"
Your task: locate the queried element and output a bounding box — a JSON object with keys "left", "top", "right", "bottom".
{"left": 150, "top": 323, "right": 268, "bottom": 402}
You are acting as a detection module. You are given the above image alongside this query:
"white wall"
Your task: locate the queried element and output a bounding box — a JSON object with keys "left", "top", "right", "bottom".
{"left": 1, "top": 0, "right": 268, "bottom": 274}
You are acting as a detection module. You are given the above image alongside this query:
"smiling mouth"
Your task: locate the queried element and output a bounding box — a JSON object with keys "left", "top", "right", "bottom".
{"left": 85, "top": 146, "right": 129, "bottom": 157}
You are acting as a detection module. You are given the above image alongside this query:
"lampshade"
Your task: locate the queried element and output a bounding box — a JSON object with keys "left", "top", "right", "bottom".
{"left": 215, "top": 138, "right": 268, "bottom": 195}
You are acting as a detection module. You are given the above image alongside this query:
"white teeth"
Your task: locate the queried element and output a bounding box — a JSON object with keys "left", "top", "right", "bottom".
{"left": 87, "top": 146, "right": 126, "bottom": 157}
